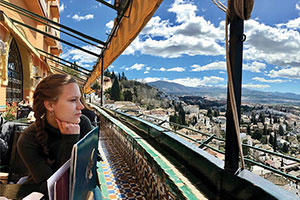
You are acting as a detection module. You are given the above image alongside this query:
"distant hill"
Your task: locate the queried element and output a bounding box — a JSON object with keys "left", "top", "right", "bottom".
{"left": 149, "top": 80, "right": 300, "bottom": 106}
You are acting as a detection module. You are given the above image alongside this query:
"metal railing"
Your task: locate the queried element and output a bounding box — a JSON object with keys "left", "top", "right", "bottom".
{"left": 112, "top": 109, "right": 300, "bottom": 183}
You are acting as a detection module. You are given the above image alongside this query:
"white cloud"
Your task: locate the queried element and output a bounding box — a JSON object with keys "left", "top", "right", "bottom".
{"left": 153, "top": 67, "right": 166, "bottom": 71}
{"left": 124, "top": 0, "right": 224, "bottom": 58}
{"left": 72, "top": 14, "right": 94, "bottom": 22}
{"left": 59, "top": 3, "right": 65, "bottom": 12}
{"left": 191, "top": 61, "right": 226, "bottom": 71}
{"left": 125, "top": 63, "right": 145, "bottom": 71}
{"left": 106, "top": 20, "right": 114, "bottom": 29}
{"left": 277, "top": 17, "right": 300, "bottom": 30}
{"left": 244, "top": 19, "right": 300, "bottom": 68}
{"left": 243, "top": 84, "right": 270, "bottom": 89}
{"left": 296, "top": 2, "right": 300, "bottom": 11}
{"left": 243, "top": 61, "right": 266, "bottom": 73}
{"left": 140, "top": 76, "right": 224, "bottom": 87}
{"left": 167, "top": 67, "right": 185, "bottom": 72}
{"left": 268, "top": 67, "right": 300, "bottom": 79}
{"left": 138, "top": 77, "right": 161, "bottom": 83}
{"left": 252, "top": 77, "right": 286, "bottom": 83}
{"left": 60, "top": 45, "right": 101, "bottom": 69}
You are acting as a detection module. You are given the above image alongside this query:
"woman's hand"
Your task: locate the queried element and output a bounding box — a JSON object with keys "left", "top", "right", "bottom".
{"left": 55, "top": 118, "right": 80, "bottom": 135}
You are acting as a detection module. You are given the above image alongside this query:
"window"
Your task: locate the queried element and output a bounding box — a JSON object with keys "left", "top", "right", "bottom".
{"left": 6, "top": 39, "right": 23, "bottom": 103}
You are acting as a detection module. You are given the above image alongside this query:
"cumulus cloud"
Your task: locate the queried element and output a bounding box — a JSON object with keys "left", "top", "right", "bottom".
{"left": 244, "top": 19, "right": 300, "bottom": 68}
{"left": 125, "top": 63, "right": 145, "bottom": 71}
{"left": 243, "top": 84, "right": 270, "bottom": 89}
{"left": 153, "top": 67, "right": 166, "bottom": 71}
{"left": 106, "top": 20, "right": 114, "bottom": 29}
{"left": 268, "top": 67, "right": 300, "bottom": 79}
{"left": 72, "top": 14, "right": 94, "bottom": 21}
{"left": 140, "top": 76, "right": 224, "bottom": 87}
{"left": 243, "top": 61, "right": 266, "bottom": 73}
{"left": 60, "top": 45, "right": 101, "bottom": 69}
{"left": 138, "top": 77, "right": 162, "bottom": 83}
{"left": 123, "top": 0, "right": 224, "bottom": 58}
{"left": 296, "top": 2, "right": 300, "bottom": 11}
{"left": 277, "top": 17, "right": 300, "bottom": 30}
{"left": 59, "top": 3, "right": 65, "bottom": 12}
{"left": 167, "top": 67, "right": 185, "bottom": 72}
{"left": 252, "top": 77, "right": 286, "bottom": 83}
{"left": 191, "top": 61, "right": 226, "bottom": 71}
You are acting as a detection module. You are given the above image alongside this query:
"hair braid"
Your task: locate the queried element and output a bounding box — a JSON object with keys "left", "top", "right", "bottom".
{"left": 32, "top": 74, "right": 76, "bottom": 163}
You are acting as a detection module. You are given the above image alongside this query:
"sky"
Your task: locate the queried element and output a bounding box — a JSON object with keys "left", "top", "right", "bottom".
{"left": 59, "top": 0, "right": 300, "bottom": 95}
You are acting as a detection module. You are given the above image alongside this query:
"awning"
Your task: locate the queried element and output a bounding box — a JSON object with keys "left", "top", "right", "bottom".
{"left": 83, "top": 0, "right": 163, "bottom": 93}
{"left": 0, "top": 10, "right": 52, "bottom": 73}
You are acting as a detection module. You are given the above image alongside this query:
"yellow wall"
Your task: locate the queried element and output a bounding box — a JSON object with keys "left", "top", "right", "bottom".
{"left": 0, "top": 0, "right": 60, "bottom": 110}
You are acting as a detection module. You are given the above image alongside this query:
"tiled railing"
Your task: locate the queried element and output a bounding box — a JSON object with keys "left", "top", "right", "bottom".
{"left": 96, "top": 107, "right": 203, "bottom": 200}
{"left": 92, "top": 105, "right": 299, "bottom": 199}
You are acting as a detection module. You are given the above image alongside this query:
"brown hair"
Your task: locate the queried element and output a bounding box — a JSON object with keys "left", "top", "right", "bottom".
{"left": 33, "top": 74, "right": 77, "bottom": 161}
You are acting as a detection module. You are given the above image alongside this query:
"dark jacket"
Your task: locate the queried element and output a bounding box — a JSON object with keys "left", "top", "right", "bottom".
{"left": 17, "top": 115, "right": 93, "bottom": 195}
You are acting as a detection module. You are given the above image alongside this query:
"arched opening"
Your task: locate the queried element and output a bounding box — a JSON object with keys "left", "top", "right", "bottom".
{"left": 6, "top": 38, "right": 23, "bottom": 103}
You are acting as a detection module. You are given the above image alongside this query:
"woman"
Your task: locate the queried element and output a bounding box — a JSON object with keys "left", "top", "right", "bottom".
{"left": 17, "top": 74, "right": 93, "bottom": 195}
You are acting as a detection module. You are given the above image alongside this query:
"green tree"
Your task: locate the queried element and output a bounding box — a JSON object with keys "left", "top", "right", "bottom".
{"left": 91, "top": 81, "right": 101, "bottom": 95}
{"left": 282, "top": 143, "right": 289, "bottom": 153}
{"left": 279, "top": 125, "right": 284, "bottom": 136}
{"left": 121, "top": 72, "right": 127, "bottom": 80}
{"left": 263, "top": 125, "right": 268, "bottom": 135}
{"left": 252, "top": 129, "right": 262, "bottom": 140}
{"left": 123, "top": 90, "right": 133, "bottom": 101}
{"left": 110, "top": 77, "right": 121, "bottom": 101}
{"left": 247, "top": 125, "right": 251, "bottom": 135}
{"left": 179, "top": 106, "right": 186, "bottom": 125}
{"left": 104, "top": 69, "right": 111, "bottom": 77}
{"left": 111, "top": 71, "right": 116, "bottom": 80}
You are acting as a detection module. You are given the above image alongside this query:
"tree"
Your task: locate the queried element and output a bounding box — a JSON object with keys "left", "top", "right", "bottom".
{"left": 259, "top": 113, "right": 265, "bottom": 123}
{"left": 247, "top": 125, "right": 251, "bottom": 135}
{"left": 104, "top": 69, "right": 111, "bottom": 77}
{"left": 91, "top": 81, "right": 101, "bottom": 95}
{"left": 178, "top": 106, "right": 186, "bottom": 125}
{"left": 121, "top": 71, "right": 127, "bottom": 80}
{"left": 279, "top": 125, "right": 284, "bottom": 136}
{"left": 111, "top": 71, "right": 116, "bottom": 80}
{"left": 252, "top": 129, "right": 262, "bottom": 140}
{"left": 191, "top": 116, "right": 197, "bottom": 126}
{"left": 282, "top": 143, "right": 289, "bottom": 153}
{"left": 263, "top": 125, "right": 268, "bottom": 135}
{"left": 123, "top": 90, "right": 133, "bottom": 101}
{"left": 110, "top": 77, "right": 121, "bottom": 101}
{"left": 214, "top": 110, "right": 219, "bottom": 117}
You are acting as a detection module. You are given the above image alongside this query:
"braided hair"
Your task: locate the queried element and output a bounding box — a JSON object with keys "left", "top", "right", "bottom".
{"left": 33, "top": 74, "right": 77, "bottom": 162}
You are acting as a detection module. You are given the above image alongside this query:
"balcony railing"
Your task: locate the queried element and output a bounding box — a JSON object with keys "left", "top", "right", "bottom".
{"left": 91, "top": 106, "right": 299, "bottom": 199}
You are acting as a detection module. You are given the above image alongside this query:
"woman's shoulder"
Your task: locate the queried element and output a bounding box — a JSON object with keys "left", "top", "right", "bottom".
{"left": 18, "top": 123, "right": 37, "bottom": 143}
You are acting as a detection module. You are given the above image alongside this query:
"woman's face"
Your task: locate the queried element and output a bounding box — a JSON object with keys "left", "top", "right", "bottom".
{"left": 52, "top": 83, "right": 84, "bottom": 124}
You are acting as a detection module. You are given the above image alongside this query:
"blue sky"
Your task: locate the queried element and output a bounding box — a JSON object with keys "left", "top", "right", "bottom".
{"left": 59, "top": 0, "right": 300, "bottom": 95}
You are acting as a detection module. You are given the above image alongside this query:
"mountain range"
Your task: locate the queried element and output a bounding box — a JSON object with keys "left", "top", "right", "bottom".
{"left": 148, "top": 81, "right": 300, "bottom": 106}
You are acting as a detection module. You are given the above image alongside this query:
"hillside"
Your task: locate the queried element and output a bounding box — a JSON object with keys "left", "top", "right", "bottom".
{"left": 149, "top": 81, "right": 300, "bottom": 106}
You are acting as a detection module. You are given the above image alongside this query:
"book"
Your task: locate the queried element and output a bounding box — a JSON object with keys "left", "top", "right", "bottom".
{"left": 47, "top": 159, "right": 70, "bottom": 200}
{"left": 69, "top": 127, "right": 99, "bottom": 200}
